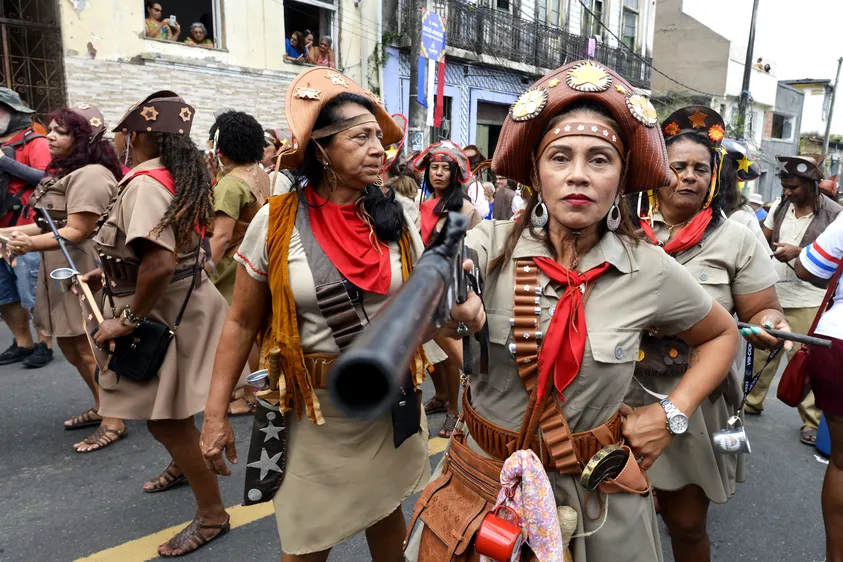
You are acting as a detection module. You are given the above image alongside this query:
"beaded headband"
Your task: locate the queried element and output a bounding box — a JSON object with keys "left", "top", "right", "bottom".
{"left": 536, "top": 121, "right": 626, "bottom": 159}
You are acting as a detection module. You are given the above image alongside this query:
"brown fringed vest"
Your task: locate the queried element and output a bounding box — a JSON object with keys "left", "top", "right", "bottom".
{"left": 261, "top": 191, "right": 427, "bottom": 425}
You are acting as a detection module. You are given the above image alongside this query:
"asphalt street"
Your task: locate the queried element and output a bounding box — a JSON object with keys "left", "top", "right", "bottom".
{"left": 0, "top": 321, "right": 829, "bottom": 562}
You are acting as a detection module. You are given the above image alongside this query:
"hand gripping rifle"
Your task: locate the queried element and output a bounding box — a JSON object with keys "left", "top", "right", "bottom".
{"left": 328, "top": 212, "right": 490, "bottom": 420}
{"left": 39, "top": 208, "right": 111, "bottom": 370}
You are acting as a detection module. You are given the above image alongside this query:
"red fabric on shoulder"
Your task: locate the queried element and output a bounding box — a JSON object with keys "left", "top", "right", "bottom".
{"left": 420, "top": 199, "right": 438, "bottom": 245}
{"left": 129, "top": 168, "right": 204, "bottom": 236}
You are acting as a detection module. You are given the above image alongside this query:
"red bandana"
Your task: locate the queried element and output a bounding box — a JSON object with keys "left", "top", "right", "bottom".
{"left": 533, "top": 258, "right": 612, "bottom": 403}
{"left": 639, "top": 206, "right": 713, "bottom": 255}
{"left": 420, "top": 199, "right": 439, "bottom": 245}
{"left": 305, "top": 188, "right": 392, "bottom": 295}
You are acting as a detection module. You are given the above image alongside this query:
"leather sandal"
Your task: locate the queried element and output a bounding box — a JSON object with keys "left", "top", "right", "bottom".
{"left": 74, "top": 425, "right": 127, "bottom": 453}
{"left": 64, "top": 408, "right": 102, "bottom": 430}
{"left": 158, "top": 515, "right": 231, "bottom": 557}
{"left": 801, "top": 428, "right": 818, "bottom": 446}
{"left": 143, "top": 461, "right": 187, "bottom": 493}
{"left": 424, "top": 396, "right": 449, "bottom": 415}
{"left": 439, "top": 413, "right": 459, "bottom": 438}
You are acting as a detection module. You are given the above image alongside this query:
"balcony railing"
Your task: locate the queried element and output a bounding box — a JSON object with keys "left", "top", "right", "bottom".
{"left": 391, "top": 0, "right": 652, "bottom": 89}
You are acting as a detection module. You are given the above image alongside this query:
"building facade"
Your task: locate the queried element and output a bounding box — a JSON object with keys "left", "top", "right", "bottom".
{"left": 0, "top": 0, "right": 383, "bottom": 145}
{"left": 758, "top": 83, "right": 803, "bottom": 202}
{"left": 382, "top": 0, "right": 656, "bottom": 157}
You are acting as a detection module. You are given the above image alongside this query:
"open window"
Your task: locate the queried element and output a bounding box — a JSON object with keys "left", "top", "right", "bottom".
{"left": 581, "top": 0, "right": 603, "bottom": 38}
{"left": 143, "top": 0, "right": 221, "bottom": 48}
{"left": 538, "top": 0, "right": 563, "bottom": 28}
{"left": 475, "top": 101, "right": 509, "bottom": 158}
{"left": 771, "top": 113, "right": 795, "bottom": 142}
{"left": 283, "top": 0, "right": 336, "bottom": 58}
{"left": 432, "top": 96, "right": 454, "bottom": 142}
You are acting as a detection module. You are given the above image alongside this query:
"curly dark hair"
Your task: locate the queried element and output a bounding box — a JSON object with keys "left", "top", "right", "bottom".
{"left": 295, "top": 92, "right": 405, "bottom": 243}
{"left": 148, "top": 132, "right": 214, "bottom": 250}
{"left": 209, "top": 111, "right": 265, "bottom": 164}
{"left": 46, "top": 108, "right": 124, "bottom": 182}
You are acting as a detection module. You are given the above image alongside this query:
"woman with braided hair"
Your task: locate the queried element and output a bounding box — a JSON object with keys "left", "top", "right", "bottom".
{"left": 80, "top": 91, "right": 233, "bottom": 557}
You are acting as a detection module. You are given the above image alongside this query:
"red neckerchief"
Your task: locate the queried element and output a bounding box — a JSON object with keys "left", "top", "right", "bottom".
{"left": 130, "top": 168, "right": 204, "bottom": 236}
{"left": 639, "top": 207, "right": 713, "bottom": 255}
{"left": 420, "top": 199, "right": 438, "bottom": 245}
{"left": 305, "top": 188, "right": 392, "bottom": 295}
{"left": 532, "top": 258, "right": 613, "bottom": 403}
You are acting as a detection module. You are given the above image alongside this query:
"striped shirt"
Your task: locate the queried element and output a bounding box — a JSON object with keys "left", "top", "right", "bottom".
{"left": 800, "top": 214, "right": 843, "bottom": 338}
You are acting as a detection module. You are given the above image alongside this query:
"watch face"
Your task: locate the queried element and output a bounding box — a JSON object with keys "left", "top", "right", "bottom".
{"left": 669, "top": 414, "right": 689, "bottom": 434}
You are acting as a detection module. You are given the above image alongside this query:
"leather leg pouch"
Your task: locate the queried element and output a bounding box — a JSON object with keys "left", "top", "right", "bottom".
{"left": 408, "top": 432, "right": 502, "bottom": 561}
{"left": 599, "top": 445, "right": 652, "bottom": 496}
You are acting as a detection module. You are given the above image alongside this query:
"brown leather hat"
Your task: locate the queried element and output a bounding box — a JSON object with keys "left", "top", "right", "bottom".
{"left": 661, "top": 105, "right": 726, "bottom": 147}
{"left": 777, "top": 154, "right": 825, "bottom": 181}
{"left": 492, "top": 60, "right": 672, "bottom": 193}
{"left": 279, "top": 67, "right": 402, "bottom": 170}
{"left": 112, "top": 90, "right": 195, "bottom": 136}
{"left": 70, "top": 102, "right": 107, "bottom": 143}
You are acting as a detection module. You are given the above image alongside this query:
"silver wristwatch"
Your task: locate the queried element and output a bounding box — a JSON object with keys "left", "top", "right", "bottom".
{"left": 659, "top": 398, "right": 689, "bottom": 435}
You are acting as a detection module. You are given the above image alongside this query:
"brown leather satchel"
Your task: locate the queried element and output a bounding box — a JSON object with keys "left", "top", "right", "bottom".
{"left": 410, "top": 430, "right": 539, "bottom": 561}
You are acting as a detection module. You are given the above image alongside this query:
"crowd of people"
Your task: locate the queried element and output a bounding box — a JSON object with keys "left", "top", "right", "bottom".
{"left": 1, "top": 58, "right": 841, "bottom": 562}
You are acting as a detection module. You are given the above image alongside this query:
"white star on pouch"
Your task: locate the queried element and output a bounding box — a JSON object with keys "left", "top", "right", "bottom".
{"left": 247, "top": 448, "right": 283, "bottom": 480}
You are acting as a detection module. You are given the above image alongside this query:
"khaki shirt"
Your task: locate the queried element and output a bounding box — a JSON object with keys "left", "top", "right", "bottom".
{"left": 466, "top": 221, "right": 713, "bottom": 434}
{"left": 764, "top": 200, "right": 826, "bottom": 308}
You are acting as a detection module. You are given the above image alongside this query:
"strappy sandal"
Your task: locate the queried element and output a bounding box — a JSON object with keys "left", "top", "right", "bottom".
{"left": 74, "top": 425, "right": 127, "bottom": 453}
{"left": 439, "top": 413, "right": 459, "bottom": 438}
{"left": 143, "top": 461, "right": 187, "bottom": 494}
{"left": 158, "top": 515, "right": 231, "bottom": 557}
{"left": 801, "top": 428, "right": 818, "bottom": 446}
{"left": 424, "top": 396, "right": 449, "bottom": 415}
{"left": 227, "top": 397, "right": 257, "bottom": 416}
{"left": 64, "top": 408, "right": 102, "bottom": 430}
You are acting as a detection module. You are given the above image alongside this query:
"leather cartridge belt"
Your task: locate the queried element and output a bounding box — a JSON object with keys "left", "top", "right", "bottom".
{"left": 304, "top": 353, "right": 338, "bottom": 390}
{"left": 462, "top": 388, "right": 623, "bottom": 474}
{"left": 107, "top": 266, "right": 198, "bottom": 297}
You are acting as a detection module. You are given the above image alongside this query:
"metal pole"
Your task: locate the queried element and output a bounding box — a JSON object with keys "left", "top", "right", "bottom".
{"left": 823, "top": 57, "right": 843, "bottom": 155}
{"left": 737, "top": 0, "right": 761, "bottom": 141}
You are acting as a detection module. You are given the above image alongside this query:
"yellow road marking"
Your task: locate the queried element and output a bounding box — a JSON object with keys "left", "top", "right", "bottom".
{"left": 75, "top": 437, "right": 450, "bottom": 562}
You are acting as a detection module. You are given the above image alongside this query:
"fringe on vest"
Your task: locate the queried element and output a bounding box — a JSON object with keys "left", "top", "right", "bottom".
{"left": 261, "top": 190, "right": 428, "bottom": 425}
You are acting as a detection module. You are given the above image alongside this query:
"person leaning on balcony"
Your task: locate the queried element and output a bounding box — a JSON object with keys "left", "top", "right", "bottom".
{"left": 144, "top": 2, "right": 180, "bottom": 41}
{"left": 307, "top": 36, "right": 336, "bottom": 68}
{"left": 285, "top": 31, "right": 307, "bottom": 64}
{"left": 184, "top": 22, "right": 213, "bottom": 47}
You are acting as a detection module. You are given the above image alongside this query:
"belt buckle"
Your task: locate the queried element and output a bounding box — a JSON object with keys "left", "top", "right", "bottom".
{"left": 579, "top": 444, "right": 628, "bottom": 491}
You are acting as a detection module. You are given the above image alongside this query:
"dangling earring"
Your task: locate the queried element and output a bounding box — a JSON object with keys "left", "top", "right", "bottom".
{"left": 374, "top": 174, "right": 384, "bottom": 187}
{"left": 607, "top": 195, "right": 621, "bottom": 232}
{"left": 324, "top": 163, "right": 339, "bottom": 192}
{"left": 531, "top": 192, "right": 548, "bottom": 228}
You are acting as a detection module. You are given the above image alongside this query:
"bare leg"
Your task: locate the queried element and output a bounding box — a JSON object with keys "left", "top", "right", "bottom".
{"left": 824, "top": 413, "right": 843, "bottom": 562}
{"left": 1, "top": 302, "right": 33, "bottom": 348}
{"left": 365, "top": 506, "right": 408, "bottom": 562}
{"left": 37, "top": 328, "right": 52, "bottom": 349}
{"left": 657, "top": 485, "right": 711, "bottom": 562}
{"left": 434, "top": 335, "right": 463, "bottom": 417}
{"left": 148, "top": 417, "right": 229, "bottom": 556}
{"left": 428, "top": 364, "right": 448, "bottom": 403}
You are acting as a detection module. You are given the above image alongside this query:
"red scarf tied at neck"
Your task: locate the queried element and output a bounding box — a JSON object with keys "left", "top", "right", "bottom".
{"left": 305, "top": 188, "right": 392, "bottom": 295}
{"left": 532, "top": 257, "right": 612, "bottom": 403}
{"left": 419, "top": 199, "right": 439, "bottom": 246}
{"left": 639, "top": 206, "right": 713, "bottom": 255}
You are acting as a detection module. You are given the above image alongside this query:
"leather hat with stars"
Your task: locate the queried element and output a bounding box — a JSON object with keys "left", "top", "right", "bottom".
{"left": 493, "top": 60, "right": 672, "bottom": 193}
{"left": 112, "top": 90, "right": 195, "bottom": 136}
{"left": 69, "top": 103, "right": 107, "bottom": 144}
{"left": 279, "top": 67, "right": 402, "bottom": 170}
{"left": 412, "top": 140, "right": 472, "bottom": 184}
{"left": 777, "top": 154, "right": 825, "bottom": 181}
{"left": 661, "top": 105, "right": 726, "bottom": 147}
{"left": 382, "top": 113, "right": 408, "bottom": 171}
{"left": 721, "top": 138, "right": 761, "bottom": 181}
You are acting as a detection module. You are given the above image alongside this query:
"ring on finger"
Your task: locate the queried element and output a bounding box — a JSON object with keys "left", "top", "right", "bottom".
{"left": 456, "top": 321, "right": 469, "bottom": 337}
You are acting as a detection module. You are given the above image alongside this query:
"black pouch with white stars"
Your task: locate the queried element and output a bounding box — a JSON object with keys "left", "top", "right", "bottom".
{"left": 243, "top": 401, "right": 288, "bottom": 506}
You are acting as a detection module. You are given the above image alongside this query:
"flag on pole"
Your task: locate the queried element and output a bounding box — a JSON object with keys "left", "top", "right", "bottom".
{"left": 434, "top": 57, "right": 446, "bottom": 128}
{"left": 426, "top": 58, "right": 436, "bottom": 127}
{"left": 417, "top": 55, "right": 428, "bottom": 109}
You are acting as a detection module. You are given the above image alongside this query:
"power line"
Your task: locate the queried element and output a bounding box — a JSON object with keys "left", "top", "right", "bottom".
{"left": 576, "top": 0, "right": 719, "bottom": 98}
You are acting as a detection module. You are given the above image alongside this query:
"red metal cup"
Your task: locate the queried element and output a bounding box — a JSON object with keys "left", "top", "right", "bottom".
{"left": 474, "top": 505, "right": 523, "bottom": 562}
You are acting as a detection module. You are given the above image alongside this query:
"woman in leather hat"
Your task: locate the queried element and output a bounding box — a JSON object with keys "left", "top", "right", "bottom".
{"left": 626, "top": 106, "right": 789, "bottom": 562}
{"left": 406, "top": 61, "right": 741, "bottom": 561}
{"left": 81, "top": 91, "right": 235, "bottom": 556}
{"left": 3, "top": 104, "right": 126, "bottom": 452}
{"left": 199, "top": 67, "right": 483, "bottom": 561}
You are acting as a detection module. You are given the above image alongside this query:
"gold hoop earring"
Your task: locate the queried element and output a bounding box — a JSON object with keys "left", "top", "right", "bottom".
{"left": 324, "top": 166, "right": 339, "bottom": 192}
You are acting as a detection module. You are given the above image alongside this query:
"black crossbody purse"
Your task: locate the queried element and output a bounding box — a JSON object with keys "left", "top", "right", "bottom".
{"left": 103, "top": 240, "right": 203, "bottom": 382}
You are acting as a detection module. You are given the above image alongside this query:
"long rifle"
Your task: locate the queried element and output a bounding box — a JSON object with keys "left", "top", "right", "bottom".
{"left": 39, "top": 208, "right": 111, "bottom": 370}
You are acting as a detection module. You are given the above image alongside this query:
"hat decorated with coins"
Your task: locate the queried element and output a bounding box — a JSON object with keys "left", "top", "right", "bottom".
{"left": 70, "top": 102, "right": 107, "bottom": 144}
{"left": 777, "top": 154, "right": 825, "bottom": 181}
{"left": 493, "top": 60, "right": 671, "bottom": 193}
{"left": 721, "top": 138, "right": 761, "bottom": 181}
{"left": 661, "top": 105, "right": 726, "bottom": 147}
{"left": 113, "top": 90, "right": 195, "bottom": 136}
{"left": 412, "top": 140, "right": 472, "bottom": 184}
{"left": 382, "top": 113, "right": 408, "bottom": 171}
{"left": 279, "top": 67, "right": 402, "bottom": 170}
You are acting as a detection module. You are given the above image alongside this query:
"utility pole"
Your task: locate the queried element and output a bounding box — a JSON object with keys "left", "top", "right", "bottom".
{"left": 408, "top": 0, "right": 426, "bottom": 152}
{"left": 823, "top": 57, "right": 843, "bottom": 155}
{"left": 737, "top": 0, "right": 761, "bottom": 141}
